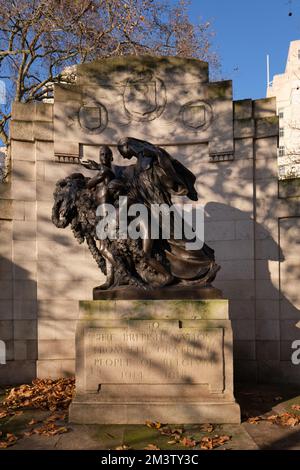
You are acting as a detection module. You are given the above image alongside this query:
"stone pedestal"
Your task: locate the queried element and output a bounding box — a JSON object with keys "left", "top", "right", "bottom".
{"left": 69, "top": 299, "right": 240, "bottom": 424}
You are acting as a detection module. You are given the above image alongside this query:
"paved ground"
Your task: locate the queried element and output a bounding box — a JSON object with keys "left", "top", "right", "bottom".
{"left": 0, "top": 384, "right": 300, "bottom": 450}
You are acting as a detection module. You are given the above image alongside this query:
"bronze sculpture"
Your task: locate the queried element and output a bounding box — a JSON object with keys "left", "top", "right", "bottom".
{"left": 52, "top": 137, "right": 220, "bottom": 298}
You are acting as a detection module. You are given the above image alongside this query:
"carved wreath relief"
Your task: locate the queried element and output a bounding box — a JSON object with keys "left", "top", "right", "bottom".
{"left": 75, "top": 69, "right": 213, "bottom": 132}
{"left": 78, "top": 102, "right": 108, "bottom": 134}
{"left": 123, "top": 70, "right": 167, "bottom": 122}
{"left": 180, "top": 100, "right": 213, "bottom": 130}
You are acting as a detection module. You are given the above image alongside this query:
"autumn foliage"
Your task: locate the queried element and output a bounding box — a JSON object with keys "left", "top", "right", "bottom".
{"left": 3, "top": 377, "right": 75, "bottom": 411}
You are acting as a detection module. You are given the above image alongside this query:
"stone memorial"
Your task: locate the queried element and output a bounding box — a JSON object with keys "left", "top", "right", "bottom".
{"left": 52, "top": 133, "right": 240, "bottom": 423}
{"left": 5, "top": 53, "right": 300, "bottom": 390}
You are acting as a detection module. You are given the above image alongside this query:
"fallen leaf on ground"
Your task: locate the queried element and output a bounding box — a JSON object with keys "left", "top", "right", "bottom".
{"left": 144, "top": 444, "right": 160, "bottom": 450}
{"left": 283, "top": 415, "right": 300, "bottom": 427}
{"left": 292, "top": 404, "right": 300, "bottom": 411}
{"left": 3, "top": 378, "right": 75, "bottom": 411}
{"left": 0, "top": 441, "right": 9, "bottom": 449}
{"left": 145, "top": 420, "right": 162, "bottom": 429}
{"left": 0, "top": 410, "right": 9, "bottom": 419}
{"left": 247, "top": 416, "right": 261, "bottom": 424}
{"left": 159, "top": 427, "right": 183, "bottom": 442}
{"left": 0, "top": 432, "right": 18, "bottom": 448}
{"left": 33, "top": 423, "right": 69, "bottom": 436}
{"left": 218, "top": 435, "right": 231, "bottom": 445}
{"left": 28, "top": 419, "right": 38, "bottom": 426}
{"left": 49, "top": 426, "right": 68, "bottom": 436}
{"left": 44, "top": 413, "right": 66, "bottom": 424}
{"left": 200, "top": 434, "right": 231, "bottom": 450}
{"left": 180, "top": 436, "right": 197, "bottom": 447}
{"left": 200, "top": 436, "right": 213, "bottom": 450}
{"left": 266, "top": 415, "right": 278, "bottom": 422}
{"left": 248, "top": 412, "right": 300, "bottom": 427}
{"left": 268, "top": 413, "right": 300, "bottom": 427}
{"left": 6, "top": 433, "right": 17, "bottom": 443}
{"left": 115, "top": 445, "right": 130, "bottom": 450}
{"left": 200, "top": 423, "right": 214, "bottom": 433}
{"left": 171, "top": 428, "right": 184, "bottom": 435}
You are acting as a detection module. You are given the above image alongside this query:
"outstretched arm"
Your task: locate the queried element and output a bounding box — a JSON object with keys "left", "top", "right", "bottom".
{"left": 81, "top": 159, "right": 100, "bottom": 170}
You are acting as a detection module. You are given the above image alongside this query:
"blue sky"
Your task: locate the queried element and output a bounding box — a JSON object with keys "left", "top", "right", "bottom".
{"left": 185, "top": 0, "right": 300, "bottom": 100}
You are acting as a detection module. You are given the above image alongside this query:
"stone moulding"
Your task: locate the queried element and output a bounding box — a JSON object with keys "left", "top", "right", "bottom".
{"left": 209, "top": 152, "right": 234, "bottom": 163}
{"left": 54, "top": 154, "right": 81, "bottom": 164}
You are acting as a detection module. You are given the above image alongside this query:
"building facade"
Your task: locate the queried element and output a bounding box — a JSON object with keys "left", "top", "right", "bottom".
{"left": 267, "top": 40, "right": 300, "bottom": 179}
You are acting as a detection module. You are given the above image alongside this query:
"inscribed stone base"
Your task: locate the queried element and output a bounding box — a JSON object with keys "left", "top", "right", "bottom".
{"left": 69, "top": 299, "right": 240, "bottom": 424}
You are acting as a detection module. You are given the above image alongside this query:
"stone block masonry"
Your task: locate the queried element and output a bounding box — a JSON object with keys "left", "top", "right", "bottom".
{"left": 1, "top": 55, "right": 299, "bottom": 385}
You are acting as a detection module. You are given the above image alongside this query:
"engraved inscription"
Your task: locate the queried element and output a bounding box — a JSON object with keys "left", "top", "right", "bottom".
{"left": 85, "top": 327, "right": 224, "bottom": 389}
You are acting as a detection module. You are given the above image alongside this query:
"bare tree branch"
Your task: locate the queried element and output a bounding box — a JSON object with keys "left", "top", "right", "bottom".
{"left": 0, "top": 49, "right": 30, "bottom": 56}
{"left": 0, "top": 0, "right": 219, "bottom": 147}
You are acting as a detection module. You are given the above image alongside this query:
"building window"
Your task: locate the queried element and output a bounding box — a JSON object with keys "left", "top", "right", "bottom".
{"left": 298, "top": 49, "right": 300, "bottom": 60}
{"left": 278, "top": 108, "right": 284, "bottom": 119}
{"left": 279, "top": 127, "right": 284, "bottom": 138}
{"left": 279, "top": 146, "right": 285, "bottom": 157}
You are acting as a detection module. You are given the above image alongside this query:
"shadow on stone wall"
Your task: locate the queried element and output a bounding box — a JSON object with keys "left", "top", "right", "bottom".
{"left": 0, "top": 254, "right": 37, "bottom": 385}
{"left": 205, "top": 202, "right": 300, "bottom": 383}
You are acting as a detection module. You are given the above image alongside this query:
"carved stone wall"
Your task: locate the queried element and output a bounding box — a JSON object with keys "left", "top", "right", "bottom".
{"left": 54, "top": 57, "right": 233, "bottom": 160}
{"left": 1, "top": 56, "right": 299, "bottom": 385}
